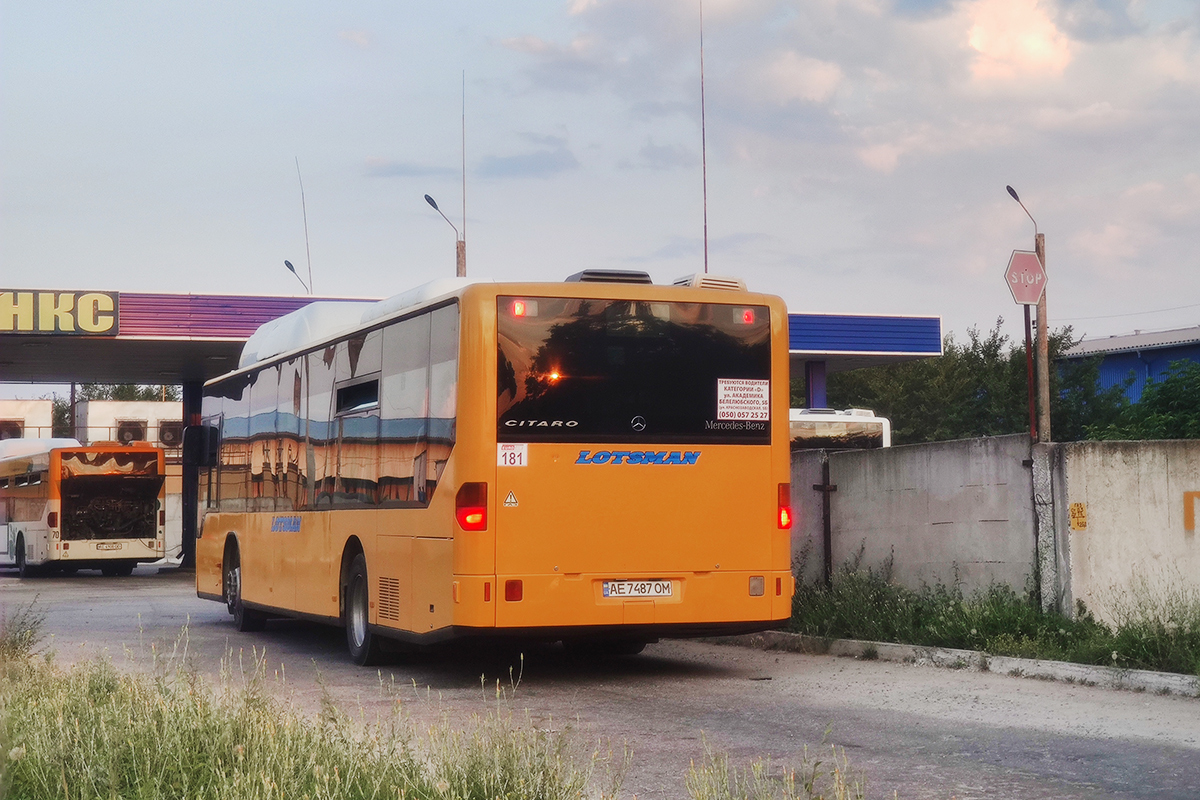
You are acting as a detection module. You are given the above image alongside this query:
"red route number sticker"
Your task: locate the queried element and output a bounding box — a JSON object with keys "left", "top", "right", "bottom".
{"left": 716, "top": 378, "right": 770, "bottom": 421}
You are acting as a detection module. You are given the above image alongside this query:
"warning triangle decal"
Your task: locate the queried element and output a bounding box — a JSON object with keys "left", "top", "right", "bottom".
{"left": 504, "top": 491, "right": 518, "bottom": 507}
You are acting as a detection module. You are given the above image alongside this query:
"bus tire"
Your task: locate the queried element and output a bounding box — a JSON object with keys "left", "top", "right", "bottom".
{"left": 14, "top": 535, "right": 37, "bottom": 579}
{"left": 101, "top": 562, "right": 135, "bottom": 577}
{"left": 224, "top": 544, "right": 265, "bottom": 632}
{"left": 345, "top": 553, "right": 383, "bottom": 666}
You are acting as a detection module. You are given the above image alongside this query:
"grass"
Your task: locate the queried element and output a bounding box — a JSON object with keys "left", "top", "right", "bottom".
{"left": 0, "top": 603, "right": 613, "bottom": 800}
{"left": 686, "top": 744, "right": 865, "bottom": 800}
{"left": 0, "top": 603, "right": 874, "bottom": 800}
{"left": 789, "top": 552, "right": 1200, "bottom": 679}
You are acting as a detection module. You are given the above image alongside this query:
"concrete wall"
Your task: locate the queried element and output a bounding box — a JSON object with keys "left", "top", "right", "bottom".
{"left": 792, "top": 434, "right": 1036, "bottom": 593}
{"left": 792, "top": 436, "right": 1200, "bottom": 623}
{"left": 0, "top": 399, "right": 54, "bottom": 437}
{"left": 1058, "top": 440, "right": 1200, "bottom": 623}
{"left": 74, "top": 400, "right": 182, "bottom": 445}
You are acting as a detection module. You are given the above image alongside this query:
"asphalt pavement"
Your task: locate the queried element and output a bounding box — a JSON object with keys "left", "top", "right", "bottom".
{"left": 1, "top": 565, "right": 1197, "bottom": 799}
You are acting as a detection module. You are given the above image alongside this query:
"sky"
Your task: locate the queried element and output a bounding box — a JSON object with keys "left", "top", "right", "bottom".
{"left": 3, "top": 0, "right": 1200, "bottom": 397}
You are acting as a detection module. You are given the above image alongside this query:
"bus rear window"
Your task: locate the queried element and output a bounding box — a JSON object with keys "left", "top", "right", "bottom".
{"left": 497, "top": 296, "right": 771, "bottom": 444}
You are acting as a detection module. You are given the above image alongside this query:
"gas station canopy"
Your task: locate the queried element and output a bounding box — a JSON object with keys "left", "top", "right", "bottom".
{"left": 1, "top": 288, "right": 941, "bottom": 386}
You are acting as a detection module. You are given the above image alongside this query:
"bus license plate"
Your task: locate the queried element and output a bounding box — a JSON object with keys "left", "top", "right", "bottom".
{"left": 603, "top": 580, "right": 672, "bottom": 598}
{"left": 96, "top": 543, "right": 123, "bottom": 551}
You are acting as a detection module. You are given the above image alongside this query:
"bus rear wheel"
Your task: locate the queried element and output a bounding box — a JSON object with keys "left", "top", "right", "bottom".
{"left": 14, "top": 535, "right": 37, "bottom": 579}
{"left": 224, "top": 545, "right": 265, "bottom": 632}
{"left": 345, "top": 553, "right": 383, "bottom": 666}
{"left": 101, "top": 562, "right": 135, "bottom": 577}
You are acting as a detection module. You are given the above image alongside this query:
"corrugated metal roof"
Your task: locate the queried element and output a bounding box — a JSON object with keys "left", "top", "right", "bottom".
{"left": 789, "top": 313, "right": 943, "bottom": 355}
{"left": 118, "top": 293, "right": 373, "bottom": 339}
{"left": 1064, "top": 325, "right": 1200, "bottom": 358}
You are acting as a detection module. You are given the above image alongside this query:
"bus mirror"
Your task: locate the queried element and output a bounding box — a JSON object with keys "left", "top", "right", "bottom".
{"left": 182, "top": 425, "right": 219, "bottom": 468}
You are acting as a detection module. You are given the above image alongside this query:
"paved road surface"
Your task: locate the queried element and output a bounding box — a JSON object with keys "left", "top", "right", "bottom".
{"left": 1, "top": 566, "right": 1197, "bottom": 799}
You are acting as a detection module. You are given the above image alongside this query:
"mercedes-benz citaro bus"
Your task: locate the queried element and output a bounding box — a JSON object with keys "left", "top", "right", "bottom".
{"left": 189, "top": 270, "right": 795, "bottom": 664}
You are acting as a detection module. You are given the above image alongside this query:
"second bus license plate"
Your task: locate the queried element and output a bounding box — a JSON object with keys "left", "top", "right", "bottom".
{"left": 603, "top": 580, "right": 672, "bottom": 598}
{"left": 96, "top": 543, "right": 123, "bottom": 551}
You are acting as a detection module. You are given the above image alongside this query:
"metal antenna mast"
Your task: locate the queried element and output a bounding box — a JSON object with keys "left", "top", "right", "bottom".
{"left": 295, "top": 157, "right": 314, "bottom": 295}
{"left": 699, "top": 0, "right": 709, "bottom": 273}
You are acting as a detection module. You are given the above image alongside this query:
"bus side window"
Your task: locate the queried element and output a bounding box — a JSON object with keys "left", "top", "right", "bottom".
{"left": 332, "top": 332, "right": 382, "bottom": 507}
{"left": 426, "top": 304, "right": 459, "bottom": 499}
{"left": 249, "top": 366, "right": 281, "bottom": 512}
{"left": 307, "top": 346, "right": 337, "bottom": 509}
{"left": 276, "top": 357, "right": 305, "bottom": 512}
{"left": 380, "top": 314, "right": 431, "bottom": 505}
{"left": 215, "top": 373, "right": 250, "bottom": 513}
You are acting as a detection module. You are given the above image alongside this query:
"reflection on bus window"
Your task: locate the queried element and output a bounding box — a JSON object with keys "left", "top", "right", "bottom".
{"left": 789, "top": 408, "right": 891, "bottom": 450}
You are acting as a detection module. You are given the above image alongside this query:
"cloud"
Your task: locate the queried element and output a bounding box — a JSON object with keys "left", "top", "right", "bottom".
{"left": 967, "top": 0, "right": 1073, "bottom": 81}
{"left": 754, "top": 51, "right": 843, "bottom": 104}
{"left": 620, "top": 140, "right": 698, "bottom": 170}
{"left": 628, "top": 232, "right": 769, "bottom": 262}
{"left": 363, "top": 159, "right": 456, "bottom": 179}
{"left": 338, "top": 30, "right": 371, "bottom": 50}
{"left": 477, "top": 135, "right": 580, "bottom": 179}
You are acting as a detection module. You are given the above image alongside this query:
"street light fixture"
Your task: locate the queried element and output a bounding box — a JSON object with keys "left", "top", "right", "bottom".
{"left": 284, "top": 260, "right": 311, "bottom": 294}
{"left": 1006, "top": 185, "right": 1050, "bottom": 442}
{"left": 425, "top": 194, "right": 466, "bottom": 277}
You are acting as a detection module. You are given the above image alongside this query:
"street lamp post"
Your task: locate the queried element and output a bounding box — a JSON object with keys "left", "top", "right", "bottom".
{"left": 424, "top": 194, "right": 466, "bottom": 278}
{"left": 1007, "top": 186, "right": 1051, "bottom": 442}
{"left": 284, "top": 260, "right": 311, "bottom": 294}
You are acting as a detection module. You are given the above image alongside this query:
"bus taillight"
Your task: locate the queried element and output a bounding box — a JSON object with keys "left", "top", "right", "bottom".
{"left": 778, "top": 483, "right": 793, "bottom": 529}
{"left": 159, "top": 510, "right": 166, "bottom": 527}
{"left": 47, "top": 512, "right": 58, "bottom": 529}
{"left": 455, "top": 482, "right": 488, "bottom": 531}
{"left": 510, "top": 299, "right": 538, "bottom": 318}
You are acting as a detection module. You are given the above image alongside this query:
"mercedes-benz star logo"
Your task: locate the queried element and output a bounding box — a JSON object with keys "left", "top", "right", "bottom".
{"left": 630, "top": 416, "right": 647, "bottom": 432}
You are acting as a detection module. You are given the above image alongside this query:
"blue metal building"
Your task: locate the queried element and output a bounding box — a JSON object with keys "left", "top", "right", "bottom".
{"left": 1061, "top": 326, "right": 1200, "bottom": 402}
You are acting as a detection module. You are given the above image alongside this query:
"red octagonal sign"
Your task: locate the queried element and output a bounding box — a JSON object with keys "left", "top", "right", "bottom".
{"left": 1005, "top": 250, "right": 1046, "bottom": 305}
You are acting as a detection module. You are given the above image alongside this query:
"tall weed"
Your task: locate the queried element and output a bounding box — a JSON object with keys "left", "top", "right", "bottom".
{"left": 791, "top": 557, "right": 1200, "bottom": 678}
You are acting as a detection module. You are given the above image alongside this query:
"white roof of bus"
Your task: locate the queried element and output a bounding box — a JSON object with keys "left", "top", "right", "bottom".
{"left": 0, "top": 438, "right": 81, "bottom": 464}
{"left": 237, "top": 277, "right": 479, "bottom": 370}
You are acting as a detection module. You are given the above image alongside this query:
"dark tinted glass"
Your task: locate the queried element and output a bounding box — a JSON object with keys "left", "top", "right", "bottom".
{"left": 497, "top": 297, "right": 771, "bottom": 444}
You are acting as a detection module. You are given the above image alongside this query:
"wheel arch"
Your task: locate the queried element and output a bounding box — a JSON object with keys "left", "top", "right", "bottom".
{"left": 339, "top": 536, "right": 365, "bottom": 621}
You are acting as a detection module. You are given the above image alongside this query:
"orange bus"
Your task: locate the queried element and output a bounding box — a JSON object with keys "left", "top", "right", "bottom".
{"left": 190, "top": 272, "right": 795, "bottom": 664}
{"left": 1, "top": 438, "right": 167, "bottom": 577}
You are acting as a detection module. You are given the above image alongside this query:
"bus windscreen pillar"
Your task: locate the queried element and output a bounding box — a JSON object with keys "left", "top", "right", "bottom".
{"left": 805, "top": 360, "right": 827, "bottom": 409}
{"left": 180, "top": 380, "right": 202, "bottom": 569}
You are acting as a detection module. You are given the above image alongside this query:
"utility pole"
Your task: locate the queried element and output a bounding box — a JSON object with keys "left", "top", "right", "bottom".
{"left": 1035, "top": 232, "right": 1051, "bottom": 442}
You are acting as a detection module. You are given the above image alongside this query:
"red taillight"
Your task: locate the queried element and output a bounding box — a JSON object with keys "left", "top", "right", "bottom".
{"left": 505, "top": 580, "right": 523, "bottom": 602}
{"left": 159, "top": 510, "right": 166, "bottom": 527}
{"left": 484, "top": 582, "right": 491, "bottom": 602}
{"left": 455, "top": 482, "right": 488, "bottom": 531}
{"left": 776, "top": 577, "right": 783, "bottom": 596}
{"left": 47, "top": 512, "right": 58, "bottom": 529}
{"left": 741, "top": 308, "right": 755, "bottom": 324}
{"left": 512, "top": 299, "right": 527, "bottom": 317}
{"left": 778, "top": 483, "right": 793, "bottom": 529}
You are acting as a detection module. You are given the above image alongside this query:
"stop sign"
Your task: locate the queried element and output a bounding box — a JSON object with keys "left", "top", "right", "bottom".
{"left": 1005, "top": 250, "right": 1047, "bottom": 305}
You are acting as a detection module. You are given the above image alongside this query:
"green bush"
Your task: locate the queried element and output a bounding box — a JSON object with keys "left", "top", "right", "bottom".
{"left": 790, "top": 560, "right": 1200, "bottom": 678}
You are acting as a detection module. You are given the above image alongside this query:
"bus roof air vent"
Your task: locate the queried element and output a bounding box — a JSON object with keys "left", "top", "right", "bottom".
{"left": 672, "top": 274, "right": 747, "bottom": 291}
{"left": 565, "top": 270, "right": 653, "bottom": 284}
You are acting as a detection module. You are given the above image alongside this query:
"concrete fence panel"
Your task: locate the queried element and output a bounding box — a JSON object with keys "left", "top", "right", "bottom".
{"left": 1061, "top": 440, "right": 1200, "bottom": 624}
{"left": 791, "top": 434, "right": 1037, "bottom": 594}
